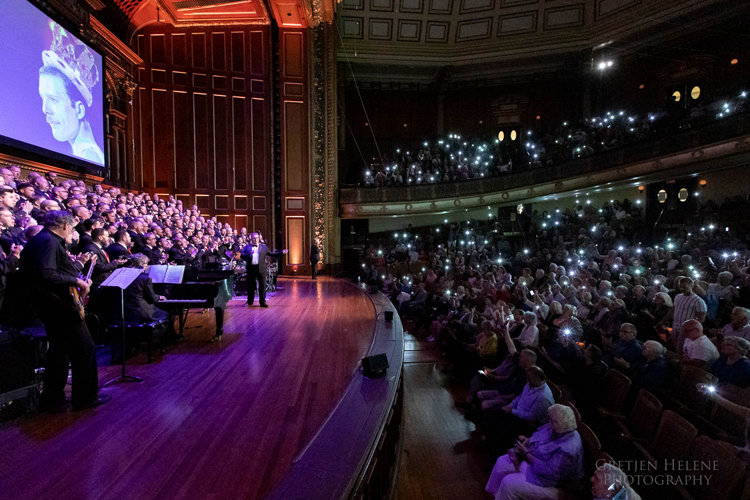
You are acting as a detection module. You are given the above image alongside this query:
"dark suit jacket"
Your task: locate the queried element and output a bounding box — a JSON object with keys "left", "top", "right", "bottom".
{"left": 129, "top": 230, "right": 145, "bottom": 254}
{"left": 75, "top": 232, "right": 92, "bottom": 255}
{"left": 84, "top": 243, "right": 120, "bottom": 286}
{"left": 122, "top": 274, "right": 161, "bottom": 324}
{"left": 240, "top": 244, "right": 283, "bottom": 274}
{"left": 168, "top": 246, "right": 190, "bottom": 265}
{"left": 0, "top": 227, "right": 24, "bottom": 255}
{"left": 141, "top": 245, "right": 158, "bottom": 265}
{"left": 30, "top": 207, "right": 45, "bottom": 223}
{"left": 106, "top": 242, "right": 130, "bottom": 261}
{"left": 310, "top": 244, "right": 320, "bottom": 262}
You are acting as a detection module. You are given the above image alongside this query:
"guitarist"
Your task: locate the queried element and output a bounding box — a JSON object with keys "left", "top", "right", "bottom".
{"left": 20, "top": 211, "right": 109, "bottom": 412}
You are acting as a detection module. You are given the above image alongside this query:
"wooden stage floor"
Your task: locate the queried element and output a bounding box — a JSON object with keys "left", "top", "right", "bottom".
{"left": 0, "top": 277, "right": 376, "bottom": 500}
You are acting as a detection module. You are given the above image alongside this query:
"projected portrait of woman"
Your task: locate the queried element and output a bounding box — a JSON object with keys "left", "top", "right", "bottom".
{"left": 38, "top": 22, "right": 104, "bottom": 166}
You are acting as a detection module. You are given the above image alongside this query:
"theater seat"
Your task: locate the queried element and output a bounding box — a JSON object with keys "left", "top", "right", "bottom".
{"left": 671, "top": 436, "right": 747, "bottom": 500}
{"left": 600, "top": 389, "right": 663, "bottom": 448}
{"left": 578, "top": 422, "right": 602, "bottom": 478}
{"left": 666, "top": 365, "right": 719, "bottom": 416}
{"left": 631, "top": 410, "right": 697, "bottom": 466}
{"left": 690, "top": 383, "right": 750, "bottom": 445}
{"left": 596, "top": 369, "right": 631, "bottom": 414}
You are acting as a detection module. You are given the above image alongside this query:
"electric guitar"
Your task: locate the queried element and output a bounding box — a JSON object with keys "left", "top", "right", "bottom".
{"left": 71, "top": 255, "right": 97, "bottom": 320}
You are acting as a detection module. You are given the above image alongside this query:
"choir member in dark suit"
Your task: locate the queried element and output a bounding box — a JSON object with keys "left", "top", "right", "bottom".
{"left": 0, "top": 242, "right": 21, "bottom": 311}
{"left": 310, "top": 237, "right": 321, "bottom": 280}
{"left": 0, "top": 206, "right": 25, "bottom": 254}
{"left": 20, "top": 211, "right": 108, "bottom": 411}
{"left": 168, "top": 236, "right": 196, "bottom": 265}
{"left": 127, "top": 220, "right": 146, "bottom": 254}
{"left": 106, "top": 230, "right": 131, "bottom": 260}
{"left": 84, "top": 228, "right": 127, "bottom": 287}
{"left": 141, "top": 232, "right": 159, "bottom": 265}
{"left": 240, "top": 232, "right": 287, "bottom": 307}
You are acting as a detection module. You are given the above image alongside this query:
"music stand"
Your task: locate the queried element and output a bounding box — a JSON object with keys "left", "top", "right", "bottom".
{"left": 100, "top": 268, "right": 144, "bottom": 387}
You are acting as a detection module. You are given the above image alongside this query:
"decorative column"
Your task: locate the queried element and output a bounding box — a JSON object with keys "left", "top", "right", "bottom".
{"left": 310, "top": 7, "right": 339, "bottom": 268}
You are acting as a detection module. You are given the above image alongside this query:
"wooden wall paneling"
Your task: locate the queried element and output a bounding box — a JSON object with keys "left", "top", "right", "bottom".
{"left": 279, "top": 28, "right": 309, "bottom": 274}
{"left": 193, "top": 33, "right": 207, "bottom": 68}
{"left": 253, "top": 215, "right": 267, "bottom": 240}
{"left": 213, "top": 94, "right": 229, "bottom": 190}
{"left": 212, "top": 32, "right": 226, "bottom": 72}
{"left": 176, "top": 194, "right": 191, "bottom": 206}
{"left": 250, "top": 30, "right": 264, "bottom": 76}
{"left": 236, "top": 214, "right": 248, "bottom": 233}
{"left": 251, "top": 98, "right": 266, "bottom": 192}
{"left": 151, "top": 34, "right": 166, "bottom": 65}
{"left": 286, "top": 216, "right": 305, "bottom": 266}
{"left": 231, "top": 32, "right": 245, "bottom": 73}
{"left": 138, "top": 87, "right": 153, "bottom": 188}
{"left": 194, "top": 93, "right": 210, "bottom": 190}
{"left": 283, "top": 101, "right": 305, "bottom": 192}
{"left": 172, "top": 33, "right": 187, "bottom": 67}
{"left": 173, "top": 91, "right": 193, "bottom": 189}
{"left": 131, "top": 24, "right": 271, "bottom": 232}
{"left": 233, "top": 96, "right": 248, "bottom": 191}
{"left": 152, "top": 89, "right": 172, "bottom": 188}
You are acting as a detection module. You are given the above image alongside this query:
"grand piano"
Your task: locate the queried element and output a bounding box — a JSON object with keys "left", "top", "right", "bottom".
{"left": 154, "top": 269, "right": 234, "bottom": 340}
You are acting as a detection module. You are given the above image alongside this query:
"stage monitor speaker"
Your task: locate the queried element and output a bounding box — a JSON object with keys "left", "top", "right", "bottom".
{"left": 362, "top": 353, "right": 389, "bottom": 377}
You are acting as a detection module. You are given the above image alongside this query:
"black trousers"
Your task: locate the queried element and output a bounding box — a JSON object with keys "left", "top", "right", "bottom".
{"left": 311, "top": 259, "right": 319, "bottom": 278}
{"left": 40, "top": 313, "right": 99, "bottom": 407}
{"left": 247, "top": 265, "right": 266, "bottom": 305}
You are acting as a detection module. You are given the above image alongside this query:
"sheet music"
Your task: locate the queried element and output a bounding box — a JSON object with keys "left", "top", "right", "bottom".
{"left": 165, "top": 266, "right": 185, "bottom": 284}
{"left": 100, "top": 268, "right": 142, "bottom": 289}
{"left": 148, "top": 265, "right": 168, "bottom": 283}
{"left": 149, "top": 265, "right": 184, "bottom": 284}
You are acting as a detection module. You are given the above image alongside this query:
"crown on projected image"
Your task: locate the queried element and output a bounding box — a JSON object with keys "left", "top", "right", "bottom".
{"left": 42, "top": 21, "right": 99, "bottom": 108}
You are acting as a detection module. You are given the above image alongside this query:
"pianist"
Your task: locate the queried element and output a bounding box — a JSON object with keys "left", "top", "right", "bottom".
{"left": 120, "top": 254, "right": 168, "bottom": 325}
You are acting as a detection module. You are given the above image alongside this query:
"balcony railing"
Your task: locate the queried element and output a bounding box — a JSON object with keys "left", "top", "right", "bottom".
{"left": 340, "top": 114, "right": 750, "bottom": 206}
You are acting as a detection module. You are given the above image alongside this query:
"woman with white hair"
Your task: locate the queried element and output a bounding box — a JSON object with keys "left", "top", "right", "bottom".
{"left": 708, "top": 271, "right": 739, "bottom": 302}
{"left": 631, "top": 340, "right": 669, "bottom": 392}
{"left": 486, "top": 404, "right": 583, "bottom": 499}
{"left": 519, "top": 312, "right": 539, "bottom": 347}
{"left": 553, "top": 304, "right": 583, "bottom": 341}
{"left": 711, "top": 336, "right": 750, "bottom": 388}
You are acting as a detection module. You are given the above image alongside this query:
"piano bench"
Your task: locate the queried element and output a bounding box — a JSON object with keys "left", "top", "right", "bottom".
{"left": 107, "top": 321, "right": 168, "bottom": 364}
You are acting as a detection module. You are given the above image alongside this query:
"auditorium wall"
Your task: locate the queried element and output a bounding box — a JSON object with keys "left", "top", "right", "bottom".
{"left": 131, "top": 24, "right": 272, "bottom": 237}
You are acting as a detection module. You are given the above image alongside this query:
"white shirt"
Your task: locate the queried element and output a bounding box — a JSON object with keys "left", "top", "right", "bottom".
{"left": 519, "top": 325, "right": 539, "bottom": 347}
{"left": 250, "top": 245, "right": 259, "bottom": 265}
{"left": 682, "top": 335, "right": 719, "bottom": 365}
{"left": 672, "top": 293, "right": 707, "bottom": 333}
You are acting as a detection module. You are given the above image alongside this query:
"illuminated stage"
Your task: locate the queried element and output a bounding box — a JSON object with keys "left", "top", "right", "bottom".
{"left": 0, "top": 278, "right": 388, "bottom": 500}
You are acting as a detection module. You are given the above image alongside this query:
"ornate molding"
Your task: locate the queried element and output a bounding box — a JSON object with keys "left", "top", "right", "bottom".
{"left": 89, "top": 15, "right": 143, "bottom": 66}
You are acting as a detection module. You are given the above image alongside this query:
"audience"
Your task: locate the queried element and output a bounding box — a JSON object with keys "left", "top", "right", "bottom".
{"left": 357, "top": 89, "right": 749, "bottom": 187}
{"left": 362, "top": 189, "right": 750, "bottom": 497}
{"left": 485, "top": 404, "right": 583, "bottom": 500}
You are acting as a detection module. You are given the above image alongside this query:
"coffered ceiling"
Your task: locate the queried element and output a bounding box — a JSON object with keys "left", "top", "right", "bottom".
{"left": 337, "top": 0, "right": 740, "bottom": 82}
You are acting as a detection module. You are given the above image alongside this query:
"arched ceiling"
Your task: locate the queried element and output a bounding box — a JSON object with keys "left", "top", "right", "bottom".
{"left": 337, "top": 0, "right": 743, "bottom": 84}
{"left": 94, "top": 0, "right": 337, "bottom": 47}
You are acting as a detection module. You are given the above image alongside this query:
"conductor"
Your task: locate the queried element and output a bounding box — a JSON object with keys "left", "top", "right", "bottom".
{"left": 240, "top": 232, "right": 287, "bottom": 307}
